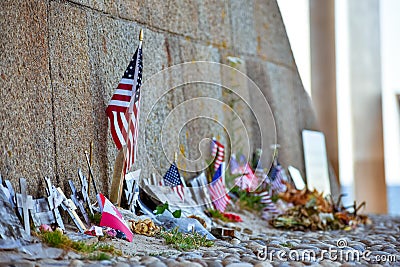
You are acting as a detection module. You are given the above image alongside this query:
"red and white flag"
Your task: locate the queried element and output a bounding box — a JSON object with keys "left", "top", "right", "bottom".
{"left": 211, "top": 138, "right": 224, "bottom": 171}
{"left": 99, "top": 193, "right": 133, "bottom": 242}
{"left": 234, "top": 163, "right": 259, "bottom": 191}
{"left": 209, "top": 163, "right": 230, "bottom": 212}
{"left": 106, "top": 37, "right": 143, "bottom": 175}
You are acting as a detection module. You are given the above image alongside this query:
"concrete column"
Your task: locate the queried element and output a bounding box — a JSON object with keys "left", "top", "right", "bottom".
{"left": 309, "top": 0, "right": 339, "bottom": 181}
{"left": 348, "top": 0, "right": 387, "bottom": 214}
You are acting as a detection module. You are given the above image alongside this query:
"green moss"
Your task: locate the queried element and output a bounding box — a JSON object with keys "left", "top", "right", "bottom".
{"left": 39, "top": 230, "right": 121, "bottom": 257}
{"left": 207, "top": 209, "right": 230, "bottom": 222}
{"left": 159, "top": 227, "right": 214, "bottom": 251}
{"left": 231, "top": 186, "right": 264, "bottom": 211}
{"left": 88, "top": 252, "right": 111, "bottom": 261}
{"left": 89, "top": 212, "right": 102, "bottom": 225}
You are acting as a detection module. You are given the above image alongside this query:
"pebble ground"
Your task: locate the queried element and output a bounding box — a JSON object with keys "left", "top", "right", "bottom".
{"left": 0, "top": 215, "right": 399, "bottom": 267}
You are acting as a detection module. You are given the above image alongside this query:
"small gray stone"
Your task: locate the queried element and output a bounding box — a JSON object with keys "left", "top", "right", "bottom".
{"left": 370, "top": 245, "right": 384, "bottom": 251}
{"left": 254, "top": 262, "right": 273, "bottom": 267}
{"left": 241, "top": 256, "right": 256, "bottom": 263}
{"left": 349, "top": 245, "right": 365, "bottom": 252}
{"left": 10, "top": 260, "right": 36, "bottom": 267}
{"left": 67, "top": 251, "right": 82, "bottom": 260}
{"left": 69, "top": 259, "right": 84, "bottom": 267}
{"left": 231, "top": 238, "right": 241, "bottom": 245}
{"left": 203, "top": 251, "right": 218, "bottom": 258}
{"left": 147, "top": 262, "right": 167, "bottom": 267}
{"left": 164, "top": 259, "right": 178, "bottom": 267}
{"left": 222, "top": 248, "right": 240, "bottom": 255}
{"left": 181, "top": 252, "right": 203, "bottom": 259}
{"left": 225, "top": 263, "right": 253, "bottom": 267}
{"left": 222, "top": 257, "right": 241, "bottom": 265}
{"left": 383, "top": 248, "right": 398, "bottom": 254}
{"left": 268, "top": 240, "right": 282, "bottom": 246}
{"left": 140, "top": 256, "right": 160, "bottom": 265}
{"left": 292, "top": 245, "right": 320, "bottom": 251}
{"left": 215, "top": 240, "right": 232, "bottom": 247}
{"left": 191, "top": 258, "right": 208, "bottom": 267}
{"left": 114, "top": 262, "right": 130, "bottom": 267}
{"left": 205, "top": 260, "right": 223, "bottom": 267}
{"left": 174, "top": 261, "right": 203, "bottom": 267}
{"left": 319, "top": 260, "right": 340, "bottom": 267}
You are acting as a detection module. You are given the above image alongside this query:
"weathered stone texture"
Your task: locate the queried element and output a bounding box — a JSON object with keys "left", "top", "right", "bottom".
{"left": 254, "top": 0, "right": 295, "bottom": 67}
{"left": 230, "top": 0, "right": 257, "bottom": 55}
{"left": 49, "top": 1, "right": 100, "bottom": 193}
{"left": 0, "top": 0, "right": 55, "bottom": 194}
{"left": 0, "top": 0, "right": 320, "bottom": 195}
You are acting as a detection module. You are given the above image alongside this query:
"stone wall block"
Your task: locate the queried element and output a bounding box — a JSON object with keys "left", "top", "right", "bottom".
{"left": 0, "top": 0, "right": 55, "bottom": 195}
{"left": 254, "top": 0, "right": 295, "bottom": 67}
{"left": 229, "top": 0, "right": 257, "bottom": 55}
{"left": 49, "top": 1, "right": 98, "bottom": 191}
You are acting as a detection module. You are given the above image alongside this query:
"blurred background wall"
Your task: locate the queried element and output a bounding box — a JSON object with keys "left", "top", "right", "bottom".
{"left": 0, "top": 0, "right": 320, "bottom": 198}
{"left": 279, "top": 0, "right": 400, "bottom": 214}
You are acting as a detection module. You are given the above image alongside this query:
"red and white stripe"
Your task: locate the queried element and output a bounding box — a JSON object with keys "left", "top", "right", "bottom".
{"left": 211, "top": 138, "right": 224, "bottom": 171}
{"left": 257, "top": 191, "right": 280, "bottom": 216}
{"left": 172, "top": 185, "right": 185, "bottom": 201}
{"left": 107, "top": 78, "right": 135, "bottom": 150}
{"left": 234, "top": 163, "right": 259, "bottom": 191}
{"left": 98, "top": 193, "right": 133, "bottom": 242}
{"left": 209, "top": 178, "right": 230, "bottom": 212}
{"left": 106, "top": 42, "right": 142, "bottom": 174}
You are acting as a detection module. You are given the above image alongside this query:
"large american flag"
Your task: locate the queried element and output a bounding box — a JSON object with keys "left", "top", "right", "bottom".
{"left": 163, "top": 163, "right": 184, "bottom": 201}
{"left": 209, "top": 163, "right": 230, "bottom": 212}
{"left": 106, "top": 39, "right": 143, "bottom": 175}
{"left": 211, "top": 138, "right": 224, "bottom": 171}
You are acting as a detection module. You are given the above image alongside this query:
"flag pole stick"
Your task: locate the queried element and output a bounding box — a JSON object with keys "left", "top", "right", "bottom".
{"left": 87, "top": 141, "right": 93, "bottom": 195}
{"left": 175, "top": 152, "right": 187, "bottom": 187}
{"left": 115, "top": 29, "right": 144, "bottom": 207}
{"left": 84, "top": 150, "right": 98, "bottom": 195}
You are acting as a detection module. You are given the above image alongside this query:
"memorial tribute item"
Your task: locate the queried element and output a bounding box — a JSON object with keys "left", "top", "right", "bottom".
{"left": 98, "top": 193, "right": 133, "bottom": 242}
{"left": 107, "top": 30, "right": 143, "bottom": 206}
{"left": 163, "top": 156, "right": 185, "bottom": 201}
{"left": 302, "top": 130, "right": 331, "bottom": 196}
{"left": 16, "top": 178, "right": 34, "bottom": 236}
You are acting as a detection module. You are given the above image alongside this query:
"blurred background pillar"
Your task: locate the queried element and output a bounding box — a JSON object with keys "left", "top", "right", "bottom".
{"left": 348, "top": 0, "right": 387, "bottom": 214}
{"left": 309, "top": 0, "right": 339, "bottom": 181}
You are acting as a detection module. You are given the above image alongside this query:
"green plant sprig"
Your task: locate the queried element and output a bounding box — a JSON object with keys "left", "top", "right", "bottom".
{"left": 158, "top": 227, "right": 214, "bottom": 251}
{"left": 38, "top": 230, "right": 122, "bottom": 259}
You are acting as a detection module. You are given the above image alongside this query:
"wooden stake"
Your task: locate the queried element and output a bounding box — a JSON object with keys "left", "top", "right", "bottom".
{"left": 84, "top": 151, "right": 98, "bottom": 195}
{"left": 88, "top": 141, "right": 94, "bottom": 195}
{"left": 69, "top": 180, "right": 90, "bottom": 225}
{"left": 110, "top": 148, "right": 126, "bottom": 205}
{"left": 78, "top": 168, "right": 93, "bottom": 216}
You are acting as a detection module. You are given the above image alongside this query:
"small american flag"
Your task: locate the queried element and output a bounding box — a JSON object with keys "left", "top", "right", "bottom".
{"left": 258, "top": 191, "right": 280, "bottom": 219}
{"left": 234, "top": 162, "right": 259, "bottom": 191}
{"left": 209, "top": 163, "right": 230, "bottom": 212}
{"left": 229, "top": 154, "right": 241, "bottom": 175}
{"left": 163, "top": 163, "right": 184, "bottom": 201}
{"left": 269, "top": 162, "right": 287, "bottom": 193}
{"left": 211, "top": 138, "right": 224, "bottom": 171}
{"left": 106, "top": 36, "right": 143, "bottom": 175}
